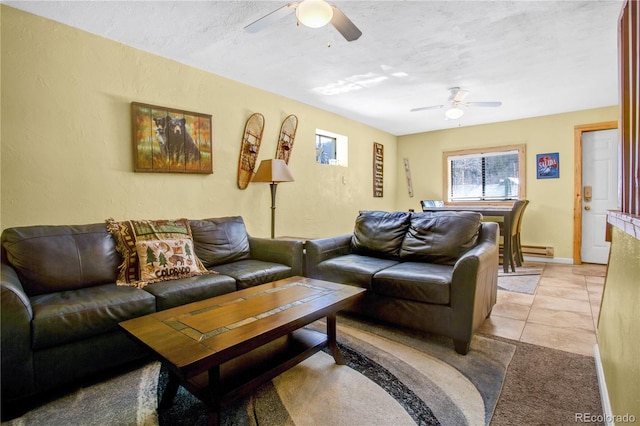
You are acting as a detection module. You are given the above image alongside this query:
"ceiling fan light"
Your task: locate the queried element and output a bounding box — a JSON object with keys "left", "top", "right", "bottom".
{"left": 296, "top": 0, "right": 334, "bottom": 28}
{"left": 445, "top": 107, "right": 464, "bottom": 119}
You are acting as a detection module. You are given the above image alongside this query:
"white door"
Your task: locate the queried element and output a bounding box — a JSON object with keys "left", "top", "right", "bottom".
{"left": 581, "top": 129, "right": 619, "bottom": 264}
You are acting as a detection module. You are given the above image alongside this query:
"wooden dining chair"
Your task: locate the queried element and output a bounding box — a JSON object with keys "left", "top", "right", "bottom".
{"left": 499, "top": 199, "right": 528, "bottom": 271}
{"left": 513, "top": 200, "right": 530, "bottom": 266}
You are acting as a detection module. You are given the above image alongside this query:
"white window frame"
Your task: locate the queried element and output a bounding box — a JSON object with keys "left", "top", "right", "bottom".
{"left": 316, "top": 128, "right": 348, "bottom": 167}
{"left": 442, "top": 144, "right": 526, "bottom": 205}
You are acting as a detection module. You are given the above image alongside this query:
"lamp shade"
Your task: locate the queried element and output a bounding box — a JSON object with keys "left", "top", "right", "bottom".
{"left": 252, "top": 159, "right": 294, "bottom": 183}
{"left": 296, "top": 0, "right": 334, "bottom": 28}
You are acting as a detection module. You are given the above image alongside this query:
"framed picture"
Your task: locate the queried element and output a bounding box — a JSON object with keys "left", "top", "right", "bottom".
{"left": 373, "top": 142, "right": 384, "bottom": 197}
{"left": 132, "top": 102, "right": 213, "bottom": 174}
{"left": 536, "top": 152, "right": 560, "bottom": 179}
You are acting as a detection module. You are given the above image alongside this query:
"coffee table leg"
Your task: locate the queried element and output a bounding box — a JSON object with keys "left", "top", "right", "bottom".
{"left": 326, "top": 314, "right": 346, "bottom": 365}
{"left": 206, "top": 366, "right": 221, "bottom": 426}
{"left": 159, "top": 370, "right": 180, "bottom": 409}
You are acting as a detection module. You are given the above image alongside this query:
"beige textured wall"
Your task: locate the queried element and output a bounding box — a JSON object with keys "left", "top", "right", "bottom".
{"left": 0, "top": 6, "right": 397, "bottom": 237}
{"left": 597, "top": 226, "right": 640, "bottom": 420}
{"left": 395, "top": 107, "right": 619, "bottom": 260}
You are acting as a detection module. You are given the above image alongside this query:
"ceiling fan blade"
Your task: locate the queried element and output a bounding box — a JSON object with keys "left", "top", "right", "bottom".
{"left": 465, "top": 101, "right": 502, "bottom": 108}
{"left": 330, "top": 5, "right": 362, "bottom": 41}
{"left": 410, "top": 105, "right": 446, "bottom": 112}
{"left": 244, "top": 3, "right": 297, "bottom": 33}
{"left": 452, "top": 89, "right": 470, "bottom": 103}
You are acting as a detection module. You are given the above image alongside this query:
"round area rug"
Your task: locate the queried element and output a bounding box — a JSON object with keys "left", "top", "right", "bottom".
{"left": 156, "top": 314, "right": 515, "bottom": 426}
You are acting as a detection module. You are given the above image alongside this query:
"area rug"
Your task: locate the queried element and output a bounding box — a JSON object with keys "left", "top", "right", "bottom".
{"left": 497, "top": 265, "right": 544, "bottom": 277}
{"left": 497, "top": 273, "right": 541, "bottom": 295}
{"left": 489, "top": 335, "right": 603, "bottom": 425}
{"left": 3, "top": 315, "right": 515, "bottom": 426}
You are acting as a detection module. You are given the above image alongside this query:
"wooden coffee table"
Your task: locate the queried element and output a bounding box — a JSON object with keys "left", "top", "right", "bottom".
{"left": 120, "top": 276, "right": 365, "bottom": 425}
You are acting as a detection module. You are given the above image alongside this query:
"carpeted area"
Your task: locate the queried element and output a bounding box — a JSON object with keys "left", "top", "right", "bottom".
{"left": 489, "top": 336, "right": 604, "bottom": 425}
{"left": 2, "top": 314, "right": 603, "bottom": 426}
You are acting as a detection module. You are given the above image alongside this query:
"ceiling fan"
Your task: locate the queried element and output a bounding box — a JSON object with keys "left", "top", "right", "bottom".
{"left": 411, "top": 87, "right": 502, "bottom": 119}
{"left": 244, "top": 0, "right": 362, "bottom": 42}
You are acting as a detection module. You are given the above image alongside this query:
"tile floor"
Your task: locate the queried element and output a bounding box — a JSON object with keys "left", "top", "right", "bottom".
{"left": 479, "top": 261, "right": 606, "bottom": 357}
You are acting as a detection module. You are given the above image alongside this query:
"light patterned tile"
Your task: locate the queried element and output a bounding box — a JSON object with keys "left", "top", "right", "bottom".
{"left": 520, "top": 322, "right": 596, "bottom": 357}
{"left": 588, "top": 289, "right": 603, "bottom": 305}
{"left": 573, "top": 264, "right": 607, "bottom": 277}
{"left": 538, "top": 275, "right": 587, "bottom": 290}
{"left": 532, "top": 294, "right": 592, "bottom": 314}
{"left": 535, "top": 285, "right": 590, "bottom": 301}
{"left": 492, "top": 300, "right": 531, "bottom": 321}
{"left": 497, "top": 289, "right": 535, "bottom": 306}
{"left": 541, "top": 264, "right": 576, "bottom": 277}
{"left": 479, "top": 316, "right": 525, "bottom": 341}
{"left": 527, "top": 306, "right": 594, "bottom": 332}
{"left": 486, "top": 261, "right": 606, "bottom": 356}
{"left": 585, "top": 275, "right": 605, "bottom": 286}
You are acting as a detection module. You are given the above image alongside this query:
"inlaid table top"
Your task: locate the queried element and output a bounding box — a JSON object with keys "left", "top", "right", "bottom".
{"left": 120, "top": 276, "right": 365, "bottom": 424}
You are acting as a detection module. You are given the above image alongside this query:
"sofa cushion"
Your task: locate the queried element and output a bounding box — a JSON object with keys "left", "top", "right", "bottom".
{"left": 314, "top": 254, "right": 399, "bottom": 290}
{"left": 212, "top": 259, "right": 292, "bottom": 290}
{"left": 1, "top": 224, "right": 121, "bottom": 297}
{"left": 400, "top": 212, "right": 482, "bottom": 265}
{"left": 30, "top": 283, "right": 156, "bottom": 350}
{"left": 351, "top": 211, "right": 411, "bottom": 260}
{"left": 372, "top": 262, "right": 453, "bottom": 305}
{"left": 106, "top": 218, "right": 209, "bottom": 288}
{"left": 141, "top": 273, "right": 236, "bottom": 311}
{"left": 189, "top": 217, "right": 251, "bottom": 268}
{"left": 135, "top": 238, "right": 210, "bottom": 284}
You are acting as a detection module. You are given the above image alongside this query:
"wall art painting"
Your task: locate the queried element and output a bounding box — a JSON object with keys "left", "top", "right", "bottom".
{"left": 132, "top": 102, "right": 213, "bottom": 174}
{"left": 536, "top": 152, "right": 559, "bottom": 179}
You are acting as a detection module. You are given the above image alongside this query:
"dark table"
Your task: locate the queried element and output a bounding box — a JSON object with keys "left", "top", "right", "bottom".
{"left": 421, "top": 204, "right": 515, "bottom": 273}
{"left": 120, "top": 276, "right": 365, "bottom": 426}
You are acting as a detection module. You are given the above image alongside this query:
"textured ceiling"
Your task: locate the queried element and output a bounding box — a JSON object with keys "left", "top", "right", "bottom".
{"left": 4, "top": 0, "right": 623, "bottom": 135}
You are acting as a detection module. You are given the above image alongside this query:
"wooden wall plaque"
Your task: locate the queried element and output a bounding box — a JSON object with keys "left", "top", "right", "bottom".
{"left": 373, "top": 142, "right": 384, "bottom": 197}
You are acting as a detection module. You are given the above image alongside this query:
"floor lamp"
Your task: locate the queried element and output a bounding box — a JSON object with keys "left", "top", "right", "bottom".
{"left": 252, "top": 159, "right": 294, "bottom": 238}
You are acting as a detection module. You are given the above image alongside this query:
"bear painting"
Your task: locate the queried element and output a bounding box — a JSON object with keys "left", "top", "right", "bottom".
{"left": 132, "top": 102, "right": 212, "bottom": 174}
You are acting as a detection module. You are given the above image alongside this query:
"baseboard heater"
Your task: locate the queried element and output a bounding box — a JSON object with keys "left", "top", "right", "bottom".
{"left": 499, "top": 244, "right": 554, "bottom": 258}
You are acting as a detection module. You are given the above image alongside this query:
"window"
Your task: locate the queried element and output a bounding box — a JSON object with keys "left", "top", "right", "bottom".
{"left": 315, "top": 129, "right": 348, "bottom": 166}
{"left": 443, "top": 144, "right": 525, "bottom": 203}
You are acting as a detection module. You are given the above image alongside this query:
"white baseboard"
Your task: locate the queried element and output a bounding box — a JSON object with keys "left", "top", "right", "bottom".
{"left": 594, "top": 344, "right": 614, "bottom": 426}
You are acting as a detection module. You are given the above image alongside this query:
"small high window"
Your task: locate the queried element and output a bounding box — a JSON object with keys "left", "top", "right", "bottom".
{"left": 443, "top": 144, "right": 525, "bottom": 203}
{"left": 315, "top": 129, "right": 348, "bottom": 166}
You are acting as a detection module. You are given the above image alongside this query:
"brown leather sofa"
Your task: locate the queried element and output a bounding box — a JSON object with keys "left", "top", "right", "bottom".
{"left": 0, "top": 216, "right": 303, "bottom": 411}
{"left": 305, "top": 210, "right": 499, "bottom": 355}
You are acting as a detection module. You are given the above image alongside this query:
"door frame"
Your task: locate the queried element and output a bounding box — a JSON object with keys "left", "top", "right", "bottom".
{"left": 573, "top": 121, "right": 618, "bottom": 264}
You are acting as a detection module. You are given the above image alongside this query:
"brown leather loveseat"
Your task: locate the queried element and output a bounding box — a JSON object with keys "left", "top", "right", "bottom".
{"left": 1, "top": 216, "right": 303, "bottom": 412}
{"left": 305, "top": 210, "right": 499, "bottom": 355}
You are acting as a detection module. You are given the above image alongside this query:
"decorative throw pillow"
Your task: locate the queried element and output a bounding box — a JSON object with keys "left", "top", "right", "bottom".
{"left": 106, "top": 217, "right": 211, "bottom": 287}
{"left": 135, "top": 238, "right": 204, "bottom": 283}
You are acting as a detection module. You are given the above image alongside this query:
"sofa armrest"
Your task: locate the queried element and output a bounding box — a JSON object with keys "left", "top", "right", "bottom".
{"left": 449, "top": 222, "right": 499, "bottom": 346}
{"left": 1, "top": 263, "right": 36, "bottom": 400}
{"left": 248, "top": 236, "right": 304, "bottom": 276}
{"left": 305, "top": 235, "right": 353, "bottom": 278}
